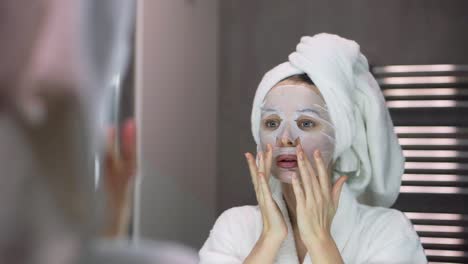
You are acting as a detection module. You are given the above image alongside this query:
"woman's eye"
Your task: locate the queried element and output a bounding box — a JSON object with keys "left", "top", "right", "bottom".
{"left": 265, "top": 120, "right": 280, "bottom": 128}
{"left": 298, "top": 120, "right": 316, "bottom": 129}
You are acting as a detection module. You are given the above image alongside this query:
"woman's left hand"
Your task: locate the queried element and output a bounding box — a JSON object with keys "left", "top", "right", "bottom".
{"left": 291, "top": 144, "right": 347, "bottom": 260}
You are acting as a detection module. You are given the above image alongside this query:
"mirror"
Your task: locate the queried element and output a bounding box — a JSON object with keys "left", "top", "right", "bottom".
{"left": 95, "top": 54, "right": 137, "bottom": 239}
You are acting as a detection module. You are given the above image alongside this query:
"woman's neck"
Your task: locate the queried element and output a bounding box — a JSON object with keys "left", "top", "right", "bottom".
{"left": 282, "top": 183, "right": 298, "bottom": 226}
{"left": 281, "top": 165, "right": 334, "bottom": 227}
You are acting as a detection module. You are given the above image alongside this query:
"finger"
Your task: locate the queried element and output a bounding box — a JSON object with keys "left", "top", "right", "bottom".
{"left": 314, "top": 150, "right": 332, "bottom": 200}
{"left": 265, "top": 144, "right": 273, "bottom": 181}
{"left": 119, "top": 119, "right": 137, "bottom": 180}
{"left": 259, "top": 172, "right": 273, "bottom": 202}
{"left": 258, "top": 172, "right": 269, "bottom": 206}
{"left": 122, "top": 118, "right": 136, "bottom": 163}
{"left": 301, "top": 147, "right": 322, "bottom": 204}
{"left": 257, "top": 152, "right": 266, "bottom": 205}
{"left": 105, "top": 127, "right": 120, "bottom": 173}
{"left": 106, "top": 126, "right": 117, "bottom": 159}
{"left": 296, "top": 145, "right": 314, "bottom": 202}
{"left": 257, "top": 172, "right": 269, "bottom": 225}
{"left": 291, "top": 174, "right": 305, "bottom": 208}
{"left": 245, "top": 152, "right": 259, "bottom": 191}
{"left": 332, "top": 175, "right": 348, "bottom": 209}
{"left": 258, "top": 151, "right": 265, "bottom": 175}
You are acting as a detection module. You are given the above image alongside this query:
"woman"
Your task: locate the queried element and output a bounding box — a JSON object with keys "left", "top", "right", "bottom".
{"left": 199, "top": 33, "right": 427, "bottom": 263}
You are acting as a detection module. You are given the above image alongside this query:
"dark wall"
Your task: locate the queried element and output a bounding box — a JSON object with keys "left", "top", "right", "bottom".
{"left": 217, "top": 0, "right": 468, "bottom": 214}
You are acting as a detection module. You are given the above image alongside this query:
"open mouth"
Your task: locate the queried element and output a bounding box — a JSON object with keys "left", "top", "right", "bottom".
{"left": 276, "top": 154, "right": 298, "bottom": 169}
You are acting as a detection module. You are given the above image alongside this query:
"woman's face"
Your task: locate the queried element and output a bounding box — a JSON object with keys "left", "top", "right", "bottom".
{"left": 259, "top": 80, "right": 335, "bottom": 183}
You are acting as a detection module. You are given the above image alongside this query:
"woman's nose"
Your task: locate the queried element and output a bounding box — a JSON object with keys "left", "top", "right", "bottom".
{"left": 276, "top": 124, "right": 297, "bottom": 147}
{"left": 280, "top": 137, "right": 294, "bottom": 146}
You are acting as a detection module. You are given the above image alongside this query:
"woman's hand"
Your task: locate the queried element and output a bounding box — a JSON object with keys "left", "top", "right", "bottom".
{"left": 291, "top": 144, "right": 347, "bottom": 263}
{"left": 103, "top": 118, "right": 136, "bottom": 237}
{"left": 243, "top": 144, "right": 286, "bottom": 264}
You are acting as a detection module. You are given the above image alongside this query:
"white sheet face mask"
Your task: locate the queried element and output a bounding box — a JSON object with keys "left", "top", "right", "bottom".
{"left": 259, "top": 84, "right": 335, "bottom": 183}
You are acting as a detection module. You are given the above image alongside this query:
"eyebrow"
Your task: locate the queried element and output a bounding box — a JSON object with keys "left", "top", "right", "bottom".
{"left": 296, "top": 108, "right": 320, "bottom": 115}
{"left": 260, "top": 107, "right": 279, "bottom": 113}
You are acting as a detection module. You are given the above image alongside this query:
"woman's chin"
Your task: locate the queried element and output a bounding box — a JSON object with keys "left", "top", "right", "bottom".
{"left": 273, "top": 170, "right": 298, "bottom": 184}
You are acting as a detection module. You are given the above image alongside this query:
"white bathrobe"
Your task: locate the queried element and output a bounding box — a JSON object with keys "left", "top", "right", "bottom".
{"left": 200, "top": 33, "right": 427, "bottom": 263}
{"left": 199, "top": 184, "right": 427, "bottom": 264}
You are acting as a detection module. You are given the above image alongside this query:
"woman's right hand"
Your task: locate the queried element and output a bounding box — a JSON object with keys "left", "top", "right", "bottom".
{"left": 243, "top": 144, "right": 286, "bottom": 264}
{"left": 245, "top": 144, "right": 287, "bottom": 243}
{"left": 103, "top": 118, "right": 136, "bottom": 238}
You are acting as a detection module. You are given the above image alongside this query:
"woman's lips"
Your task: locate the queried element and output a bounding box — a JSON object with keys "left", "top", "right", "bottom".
{"left": 276, "top": 154, "right": 298, "bottom": 169}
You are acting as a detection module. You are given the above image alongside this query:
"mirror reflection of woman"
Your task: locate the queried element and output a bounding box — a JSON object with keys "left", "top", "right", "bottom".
{"left": 199, "top": 33, "right": 427, "bottom": 264}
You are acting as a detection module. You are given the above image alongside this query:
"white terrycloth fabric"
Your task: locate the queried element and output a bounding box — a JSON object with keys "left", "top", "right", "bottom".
{"left": 199, "top": 184, "right": 427, "bottom": 263}
{"left": 251, "top": 33, "right": 405, "bottom": 207}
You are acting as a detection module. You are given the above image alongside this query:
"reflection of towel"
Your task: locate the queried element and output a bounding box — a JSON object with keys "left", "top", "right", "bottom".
{"left": 251, "top": 33, "right": 404, "bottom": 207}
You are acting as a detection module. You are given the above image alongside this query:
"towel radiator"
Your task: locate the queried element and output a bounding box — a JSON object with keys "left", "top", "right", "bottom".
{"left": 372, "top": 64, "right": 468, "bottom": 264}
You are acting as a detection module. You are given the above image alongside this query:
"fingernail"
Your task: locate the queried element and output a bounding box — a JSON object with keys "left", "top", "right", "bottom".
{"left": 298, "top": 151, "right": 304, "bottom": 160}
{"left": 244, "top": 153, "right": 250, "bottom": 159}
{"left": 314, "top": 150, "right": 320, "bottom": 158}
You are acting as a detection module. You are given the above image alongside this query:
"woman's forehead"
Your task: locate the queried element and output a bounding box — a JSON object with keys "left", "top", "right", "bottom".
{"left": 263, "top": 81, "right": 326, "bottom": 108}
{"left": 274, "top": 79, "right": 321, "bottom": 94}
